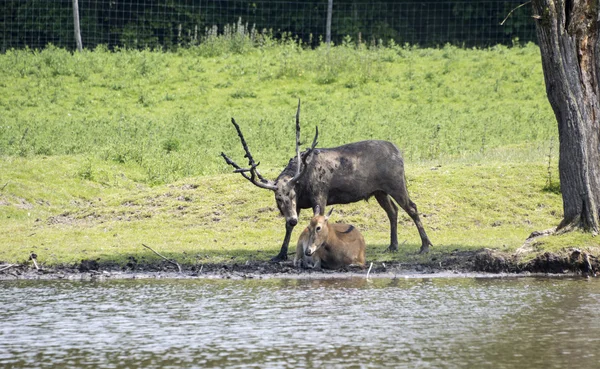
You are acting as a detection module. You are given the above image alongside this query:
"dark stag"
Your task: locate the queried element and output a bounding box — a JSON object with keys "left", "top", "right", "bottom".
{"left": 221, "top": 101, "right": 432, "bottom": 262}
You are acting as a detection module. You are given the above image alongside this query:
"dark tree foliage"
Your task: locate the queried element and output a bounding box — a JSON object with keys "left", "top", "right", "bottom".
{"left": 1, "top": 0, "right": 537, "bottom": 51}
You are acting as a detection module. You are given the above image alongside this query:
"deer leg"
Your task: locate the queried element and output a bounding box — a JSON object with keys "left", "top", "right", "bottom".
{"left": 312, "top": 255, "right": 322, "bottom": 270}
{"left": 390, "top": 191, "right": 432, "bottom": 254}
{"left": 294, "top": 227, "right": 310, "bottom": 268}
{"left": 293, "top": 246, "right": 301, "bottom": 267}
{"left": 375, "top": 192, "right": 399, "bottom": 252}
{"left": 271, "top": 221, "right": 295, "bottom": 262}
{"left": 312, "top": 197, "right": 327, "bottom": 216}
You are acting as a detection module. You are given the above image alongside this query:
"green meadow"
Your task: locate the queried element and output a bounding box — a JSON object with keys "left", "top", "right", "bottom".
{"left": 0, "top": 34, "right": 597, "bottom": 268}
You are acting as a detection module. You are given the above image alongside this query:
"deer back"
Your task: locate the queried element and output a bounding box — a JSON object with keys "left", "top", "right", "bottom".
{"left": 316, "top": 221, "right": 365, "bottom": 269}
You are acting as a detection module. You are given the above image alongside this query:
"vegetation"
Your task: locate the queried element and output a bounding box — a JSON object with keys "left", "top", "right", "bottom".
{"left": 1, "top": 36, "right": 597, "bottom": 269}
{"left": 0, "top": 38, "right": 554, "bottom": 183}
{"left": 1, "top": 0, "right": 536, "bottom": 51}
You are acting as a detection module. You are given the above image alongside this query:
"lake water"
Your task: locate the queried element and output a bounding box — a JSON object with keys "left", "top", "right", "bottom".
{"left": 1, "top": 276, "right": 600, "bottom": 368}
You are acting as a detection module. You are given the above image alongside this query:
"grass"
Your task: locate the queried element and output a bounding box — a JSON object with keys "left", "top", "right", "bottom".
{"left": 0, "top": 34, "right": 597, "bottom": 268}
{"left": 0, "top": 40, "right": 553, "bottom": 183}
{"left": 2, "top": 154, "right": 595, "bottom": 268}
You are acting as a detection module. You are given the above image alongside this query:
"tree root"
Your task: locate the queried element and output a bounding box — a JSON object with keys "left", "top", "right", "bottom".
{"left": 515, "top": 228, "right": 557, "bottom": 255}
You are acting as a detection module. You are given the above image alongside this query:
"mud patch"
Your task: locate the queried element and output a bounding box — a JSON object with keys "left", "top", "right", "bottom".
{"left": 468, "top": 248, "right": 598, "bottom": 275}
{"left": 523, "top": 249, "right": 597, "bottom": 275}
{"left": 78, "top": 259, "right": 100, "bottom": 272}
{"left": 47, "top": 211, "right": 103, "bottom": 225}
{"left": 47, "top": 212, "right": 75, "bottom": 225}
{"left": 1, "top": 248, "right": 598, "bottom": 281}
{"left": 472, "top": 249, "right": 518, "bottom": 273}
{"left": 178, "top": 184, "right": 199, "bottom": 190}
{"left": 14, "top": 197, "right": 33, "bottom": 209}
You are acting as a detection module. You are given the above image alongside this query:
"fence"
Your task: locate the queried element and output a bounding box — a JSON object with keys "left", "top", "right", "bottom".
{"left": 0, "top": 0, "right": 536, "bottom": 52}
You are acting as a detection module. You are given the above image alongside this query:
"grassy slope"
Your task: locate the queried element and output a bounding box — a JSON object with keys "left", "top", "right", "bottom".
{"left": 0, "top": 42, "right": 555, "bottom": 180}
{"left": 1, "top": 155, "right": 589, "bottom": 268}
{"left": 0, "top": 40, "right": 597, "bottom": 267}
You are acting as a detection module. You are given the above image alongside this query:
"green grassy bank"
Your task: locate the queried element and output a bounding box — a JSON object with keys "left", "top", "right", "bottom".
{"left": 0, "top": 155, "right": 573, "bottom": 267}
{"left": 0, "top": 38, "right": 597, "bottom": 268}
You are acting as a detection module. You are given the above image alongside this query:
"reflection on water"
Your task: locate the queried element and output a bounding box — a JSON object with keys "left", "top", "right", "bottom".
{"left": 1, "top": 277, "right": 600, "bottom": 368}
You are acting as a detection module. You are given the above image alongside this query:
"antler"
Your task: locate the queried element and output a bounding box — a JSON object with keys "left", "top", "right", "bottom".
{"left": 221, "top": 118, "right": 277, "bottom": 191}
{"left": 221, "top": 101, "right": 319, "bottom": 190}
{"left": 289, "top": 99, "right": 319, "bottom": 185}
{"left": 295, "top": 99, "right": 302, "bottom": 178}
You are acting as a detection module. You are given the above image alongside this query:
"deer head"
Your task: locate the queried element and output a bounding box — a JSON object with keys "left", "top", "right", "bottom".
{"left": 221, "top": 100, "right": 318, "bottom": 226}
{"left": 305, "top": 205, "right": 335, "bottom": 256}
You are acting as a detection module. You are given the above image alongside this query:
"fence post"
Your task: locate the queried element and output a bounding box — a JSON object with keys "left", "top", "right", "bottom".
{"left": 326, "top": 0, "right": 333, "bottom": 45}
{"left": 72, "top": 0, "right": 83, "bottom": 51}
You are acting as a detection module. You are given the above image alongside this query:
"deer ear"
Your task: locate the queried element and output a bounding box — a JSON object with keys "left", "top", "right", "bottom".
{"left": 325, "top": 207, "right": 334, "bottom": 220}
{"left": 313, "top": 205, "right": 320, "bottom": 216}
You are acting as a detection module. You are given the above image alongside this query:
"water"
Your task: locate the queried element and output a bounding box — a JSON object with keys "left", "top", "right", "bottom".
{"left": 1, "top": 276, "right": 600, "bottom": 368}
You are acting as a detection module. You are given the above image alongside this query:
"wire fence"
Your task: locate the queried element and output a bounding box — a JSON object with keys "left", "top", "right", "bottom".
{"left": 1, "top": 0, "right": 536, "bottom": 52}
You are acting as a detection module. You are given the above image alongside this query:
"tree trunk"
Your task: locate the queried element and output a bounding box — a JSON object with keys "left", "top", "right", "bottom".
{"left": 326, "top": 0, "right": 333, "bottom": 45}
{"left": 72, "top": 0, "right": 83, "bottom": 52}
{"left": 532, "top": 0, "right": 600, "bottom": 233}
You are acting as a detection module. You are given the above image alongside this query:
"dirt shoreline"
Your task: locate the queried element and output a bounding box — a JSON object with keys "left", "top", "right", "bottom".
{"left": 1, "top": 248, "right": 597, "bottom": 281}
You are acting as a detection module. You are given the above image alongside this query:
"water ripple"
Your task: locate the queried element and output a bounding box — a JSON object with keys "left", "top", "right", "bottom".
{"left": 1, "top": 277, "right": 599, "bottom": 368}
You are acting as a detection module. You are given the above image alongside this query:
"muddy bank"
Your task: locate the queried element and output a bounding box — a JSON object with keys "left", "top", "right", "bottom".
{"left": 1, "top": 248, "right": 598, "bottom": 281}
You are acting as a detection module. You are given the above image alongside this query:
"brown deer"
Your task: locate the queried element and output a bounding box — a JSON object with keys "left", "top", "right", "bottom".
{"left": 221, "top": 100, "right": 432, "bottom": 262}
{"left": 294, "top": 206, "right": 365, "bottom": 270}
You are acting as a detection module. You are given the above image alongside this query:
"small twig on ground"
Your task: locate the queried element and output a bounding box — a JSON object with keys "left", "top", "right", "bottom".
{"left": 0, "top": 264, "right": 16, "bottom": 273}
{"left": 0, "top": 182, "right": 8, "bottom": 191}
{"left": 142, "top": 244, "right": 182, "bottom": 273}
{"left": 29, "top": 252, "right": 40, "bottom": 270}
{"left": 500, "top": 1, "right": 531, "bottom": 26}
{"left": 366, "top": 262, "right": 374, "bottom": 279}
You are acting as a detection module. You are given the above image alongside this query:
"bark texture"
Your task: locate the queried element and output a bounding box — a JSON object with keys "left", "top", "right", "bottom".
{"left": 532, "top": 0, "right": 600, "bottom": 233}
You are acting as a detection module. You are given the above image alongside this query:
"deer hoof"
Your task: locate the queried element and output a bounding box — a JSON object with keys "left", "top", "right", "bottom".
{"left": 384, "top": 245, "right": 398, "bottom": 253}
{"left": 270, "top": 254, "right": 288, "bottom": 263}
{"left": 419, "top": 245, "right": 430, "bottom": 254}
